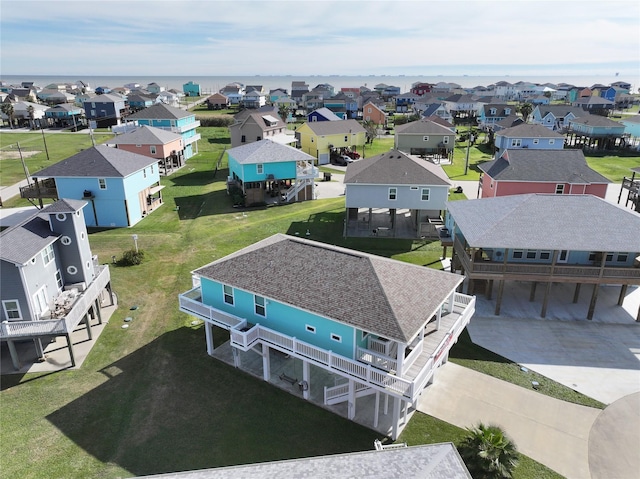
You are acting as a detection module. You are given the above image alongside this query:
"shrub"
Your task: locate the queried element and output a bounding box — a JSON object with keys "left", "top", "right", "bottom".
{"left": 119, "top": 249, "right": 145, "bottom": 266}
{"left": 196, "top": 115, "right": 235, "bottom": 127}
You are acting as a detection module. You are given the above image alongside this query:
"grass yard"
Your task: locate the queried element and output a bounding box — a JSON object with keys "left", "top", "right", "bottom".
{"left": 585, "top": 153, "right": 640, "bottom": 182}
{"left": 2, "top": 125, "right": 615, "bottom": 478}
{"left": 0, "top": 131, "right": 114, "bottom": 186}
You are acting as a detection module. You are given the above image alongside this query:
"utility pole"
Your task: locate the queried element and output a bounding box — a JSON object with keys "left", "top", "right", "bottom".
{"left": 464, "top": 111, "right": 473, "bottom": 176}
{"left": 39, "top": 121, "right": 50, "bottom": 161}
{"left": 17, "top": 142, "right": 31, "bottom": 186}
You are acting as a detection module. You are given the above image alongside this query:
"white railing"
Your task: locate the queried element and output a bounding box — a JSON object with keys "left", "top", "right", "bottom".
{"left": 402, "top": 339, "right": 424, "bottom": 372}
{"left": 356, "top": 346, "right": 397, "bottom": 372}
{"left": 324, "top": 381, "right": 371, "bottom": 405}
{"left": 178, "top": 288, "right": 245, "bottom": 330}
{"left": 411, "top": 356, "right": 435, "bottom": 393}
{"left": 284, "top": 178, "right": 312, "bottom": 203}
{"left": 367, "top": 336, "right": 393, "bottom": 355}
{"left": 0, "top": 265, "right": 111, "bottom": 339}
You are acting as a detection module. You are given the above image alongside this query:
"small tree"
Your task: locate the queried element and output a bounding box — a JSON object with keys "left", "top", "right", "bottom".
{"left": 458, "top": 423, "right": 519, "bottom": 479}
{"left": 517, "top": 102, "right": 533, "bottom": 123}
{"left": 119, "top": 249, "right": 145, "bottom": 266}
{"left": 27, "top": 105, "right": 36, "bottom": 129}
{"left": 1, "top": 102, "right": 15, "bottom": 128}
{"left": 362, "top": 119, "right": 377, "bottom": 144}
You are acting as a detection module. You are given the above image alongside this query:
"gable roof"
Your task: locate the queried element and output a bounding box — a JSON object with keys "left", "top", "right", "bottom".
{"left": 228, "top": 139, "right": 314, "bottom": 165}
{"left": 395, "top": 119, "right": 455, "bottom": 135}
{"left": 0, "top": 199, "right": 86, "bottom": 265}
{"left": 496, "top": 123, "right": 564, "bottom": 138}
{"left": 194, "top": 234, "right": 463, "bottom": 343}
{"left": 344, "top": 150, "right": 451, "bottom": 186}
{"left": 479, "top": 149, "right": 611, "bottom": 184}
{"left": 230, "top": 110, "right": 285, "bottom": 130}
{"left": 447, "top": 194, "right": 640, "bottom": 251}
{"left": 569, "top": 116, "right": 624, "bottom": 128}
{"left": 126, "top": 103, "right": 193, "bottom": 120}
{"left": 309, "top": 107, "right": 342, "bottom": 121}
{"left": 111, "top": 125, "right": 181, "bottom": 145}
{"left": 535, "top": 105, "right": 585, "bottom": 118}
{"left": 86, "top": 93, "right": 123, "bottom": 103}
{"left": 32, "top": 145, "right": 158, "bottom": 178}
{"left": 300, "top": 119, "right": 365, "bottom": 135}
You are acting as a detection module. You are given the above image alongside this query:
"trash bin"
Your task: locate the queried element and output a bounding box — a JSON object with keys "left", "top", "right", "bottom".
{"left": 324, "top": 172, "right": 332, "bottom": 182}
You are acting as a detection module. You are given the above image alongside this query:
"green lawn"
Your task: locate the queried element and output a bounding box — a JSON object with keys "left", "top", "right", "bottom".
{"left": 1, "top": 126, "right": 605, "bottom": 478}
{"left": 585, "top": 154, "right": 640, "bottom": 182}
{"left": 0, "top": 131, "right": 114, "bottom": 186}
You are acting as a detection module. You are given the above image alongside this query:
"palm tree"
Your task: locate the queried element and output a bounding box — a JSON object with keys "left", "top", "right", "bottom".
{"left": 27, "top": 105, "right": 36, "bottom": 129}
{"left": 1, "top": 102, "right": 15, "bottom": 128}
{"left": 278, "top": 104, "right": 290, "bottom": 123}
{"left": 517, "top": 102, "right": 533, "bottom": 123}
{"left": 458, "top": 423, "right": 519, "bottom": 479}
{"left": 362, "top": 119, "right": 377, "bottom": 144}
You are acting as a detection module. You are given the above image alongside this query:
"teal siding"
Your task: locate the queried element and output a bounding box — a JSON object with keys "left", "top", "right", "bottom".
{"left": 200, "top": 278, "right": 355, "bottom": 358}
{"left": 242, "top": 161, "right": 296, "bottom": 182}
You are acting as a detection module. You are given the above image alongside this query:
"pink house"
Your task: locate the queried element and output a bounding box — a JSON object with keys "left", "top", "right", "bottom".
{"left": 111, "top": 125, "right": 185, "bottom": 175}
{"left": 478, "top": 149, "right": 610, "bottom": 198}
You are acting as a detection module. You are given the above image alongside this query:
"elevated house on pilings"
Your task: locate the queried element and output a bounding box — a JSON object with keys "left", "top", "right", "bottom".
{"left": 565, "top": 115, "right": 626, "bottom": 150}
{"left": 445, "top": 194, "right": 640, "bottom": 321}
{"left": 0, "top": 199, "right": 115, "bottom": 370}
{"left": 618, "top": 166, "right": 640, "bottom": 213}
{"left": 179, "top": 234, "right": 475, "bottom": 439}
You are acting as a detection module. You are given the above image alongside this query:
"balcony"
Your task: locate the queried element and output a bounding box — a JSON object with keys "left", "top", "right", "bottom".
{"left": 0, "top": 265, "right": 111, "bottom": 340}
{"left": 20, "top": 180, "right": 58, "bottom": 200}
{"left": 179, "top": 287, "right": 475, "bottom": 401}
{"left": 453, "top": 236, "right": 640, "bottom": 284}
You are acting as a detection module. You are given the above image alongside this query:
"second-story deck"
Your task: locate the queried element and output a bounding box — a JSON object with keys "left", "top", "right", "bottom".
{"left": 179, "top": 287, "right": 475, "bottom": 402}
{"left": 453, "top": 236, "right": 640, "bottom": 285}
{"left": 0, "top": 265, "right": 111, "bottom": 340}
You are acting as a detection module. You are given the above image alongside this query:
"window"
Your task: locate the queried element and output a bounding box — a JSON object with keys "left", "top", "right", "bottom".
{"left": 549, "top": 139, "right": 555, "bottom": 145}
{"left": 256, "top": 164, "right": 264, "bottom": 175}
{"left": 256, "top": 136, "right": 261, "bottom": 141}
{"left": 443, "top": 136, "right": 449, "bottom": 144}
{"left": 423, "top": 136, "right": 429, "bottom": 141}
{"left": 241, "top": 135, "right": 246, "bottom": 143}
{"left": 367, "top": 108, "right": 372, "bottom": 113}
{"left": 540, "top": 251, "right": 551, "bottom": 260}
{"left": 150, "top": 146, "right": 156, "bottom": 155}
{"left": 98, "top": 178, "right": 107, "bottom": 190}
{"left": 388, "top": 188, "right": 397, "bottom": 200}
{"left": 490, "top": 108, "right": 497, "bottom": 115}
{"left": 254, "top": 295, "right": 266, "bottom": 317}
{"left": 512, "top": 250, "right": 523, "bottom": 259}
{"left": 33, "top": 287, "right": 48, "bottom": 317}
{"left": 410, "top": 186, "right": 418, "bottom": 190}
{"left": 526, "top": 251, "right": 536, "bottom": 259}
{"left": 143, "top": 169, "right": 147, "bottom": 179}
{"left": 511, "top": 139, "right": 522, "bottom": 147}
{"left": 151, "top": 164, "right": 154, "bottom": 174}
{"left": 617, "top": 253, "right": 629, "bottom": 262}
{"left": 606, "top": 253, "right": 613, "bottom": 261}
{"left": 533, "top": 139, "right": 539, "bottom": 145}
{"left": 588, "top": 252, "right": 597, "bottom": 262}
{"left": 56, "top": 213, "right": 67, "bottom": 221}
{"left": 558, "top": 250, "right": 569, "bottom": 262}
{"left": 56, "top": 270, "right": 64, "bottom": 290}
{"left": 223, "top": 285, "right": 234, "bottom": 305}
{"left": 555, "top": 184, "right": 565, "bottom": 194}
{"left": 330, "top": 333, "right": 342, "bottom": 343}
{"left": 42, "top": 244, "right": 55, "bottom": 265}
{"left": 2, "top": 300, "right": 22, "bottom": 321}
{"left": 344, "top": 135, "right": 348, "bottom": 142}
{"left": 505, "top": 108, "right": 511, "bottom": 115}
{"left": 305, "top": 325, "right": 316, "bottom": 334}
{"left": 421, "top": 188, "right": 430, "bottom": 201}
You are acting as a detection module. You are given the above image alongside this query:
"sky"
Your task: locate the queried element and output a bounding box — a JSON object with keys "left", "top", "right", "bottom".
{"left": 1, "top": 0, "right": 639, "bottom": 77}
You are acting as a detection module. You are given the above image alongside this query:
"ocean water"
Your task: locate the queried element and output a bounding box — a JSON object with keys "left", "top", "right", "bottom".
{"left": 1, "top": 73, "right": 637, "bottom": 94}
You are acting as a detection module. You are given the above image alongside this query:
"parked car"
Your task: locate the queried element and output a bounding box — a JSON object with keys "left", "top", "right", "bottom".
{"left": 345, "top": 151, "right": 360, "bottom": 159}
{"left": 334, "top": 155, "right": 353, "bottom": 166}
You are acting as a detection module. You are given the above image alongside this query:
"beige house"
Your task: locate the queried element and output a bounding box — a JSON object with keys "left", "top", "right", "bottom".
{"left": 229, "top": 111, "right": 293, "bottom": 148}
{"left": 394, "top": 119, "right": 456, "bottom": 160}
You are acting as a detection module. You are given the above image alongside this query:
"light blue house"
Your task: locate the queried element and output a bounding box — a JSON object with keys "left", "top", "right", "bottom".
{"left": 530, "top": 105, "right": 585, "bottom": 131}
{"left": 620, "top": 115, "right": 640, "bottom": 141}
{"left": 227, "top": 139, "right": 318, "bottom": 205}
{"left": 31, "top": 145, "right": 164, "bottom": 228}
{"left": 183, "top": 81, "right": 201, "bottom": 97}
{"left": 494, "top": 123, "right": 565, "bottom": 157}
{"left": 44, "top": 104, "right": 84, "bottom": 129}
{"left": 179, "top": 234, "right": 475, "bottom": 438}
{"left": 127, "top": 103, "right": 201, "bottom": 159}
{"left": 445, "top": 194, "right": 640, "bottom": 320}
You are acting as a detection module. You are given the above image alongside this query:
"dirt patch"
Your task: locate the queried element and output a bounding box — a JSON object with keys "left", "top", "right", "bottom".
{"left": 0, "top": 150, "right": 41, "bottom": 160}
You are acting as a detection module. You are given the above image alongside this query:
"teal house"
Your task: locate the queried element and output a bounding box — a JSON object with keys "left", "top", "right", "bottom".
{"left": 183, "top": 81, "right": 201, "bottom": 97}
{"left": 127, "top": 103, "right": 201, "bottom": 159}
{"left": 227, "top": 139, "right": 319, "bottom": 205}
{"left": 179, "top": 234, "right": 475, "bottom": 439}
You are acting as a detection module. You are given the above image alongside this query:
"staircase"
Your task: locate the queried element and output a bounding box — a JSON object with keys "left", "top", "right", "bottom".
{"left": 283, "top": 178, "right": 313, "bottom": 203}
{"left": 324, "top": 381, "right": 376, "bottom": 406}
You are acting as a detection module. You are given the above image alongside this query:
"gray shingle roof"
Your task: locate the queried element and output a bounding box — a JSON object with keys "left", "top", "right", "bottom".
{"left": 32, "top": 145, "right": 158, "bottom": 178}
{"left": 300, "top": 119, "right": 366, "bottom": 135}
{"left": 621, "top": 115, "right": 640, "bottom": 125}
{"left": 137, "top": 443, "right": 471, "bottom": 479}
{"left": 194, "top": 234, "right": 463, "bottom": 343}
{"left": 479, "top": 150, "right": 611, "bottom": 183}
{"left": 395, "top": 119, "right": 455, "bottom": 135}
{"left": 344, "top": 150, "right": 451, "bottom": 186}
{"left": 126, "top": 103, "right": 193, "bottom": 120}
{"left": 569, "top": 116, "right": 624, "bottom": 128}
{"left": 0, "top": 199, "right": 85, "bottom": 264}
{"left": 310, "top": 107, "right": 342, "bottom": 121}
{"left": 496, "top": 123, "right": 564, "bottom": 138}
{"left": 447, "top": 194, "right": 640, "bottom": 251}
{"left": 111, "top": 125, "right": 181, "bottom": 145}
{"left": 227, "top": 139, "right": 314, "bottom": 164}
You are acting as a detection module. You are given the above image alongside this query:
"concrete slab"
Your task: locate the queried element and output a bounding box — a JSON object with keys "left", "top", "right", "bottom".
{"left": 417, "top": 362, "right": 601, "bottom": 479}
{"left": 0, "top": 298, "right": 117, "bottom": 375}
{"left": 315, "top": 172, "right": 345, "bottom": 199}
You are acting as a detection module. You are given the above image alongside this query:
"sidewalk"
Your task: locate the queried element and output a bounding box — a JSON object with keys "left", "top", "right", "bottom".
{"left": 417, "top": 362, "right": 601, "bottom": 479}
